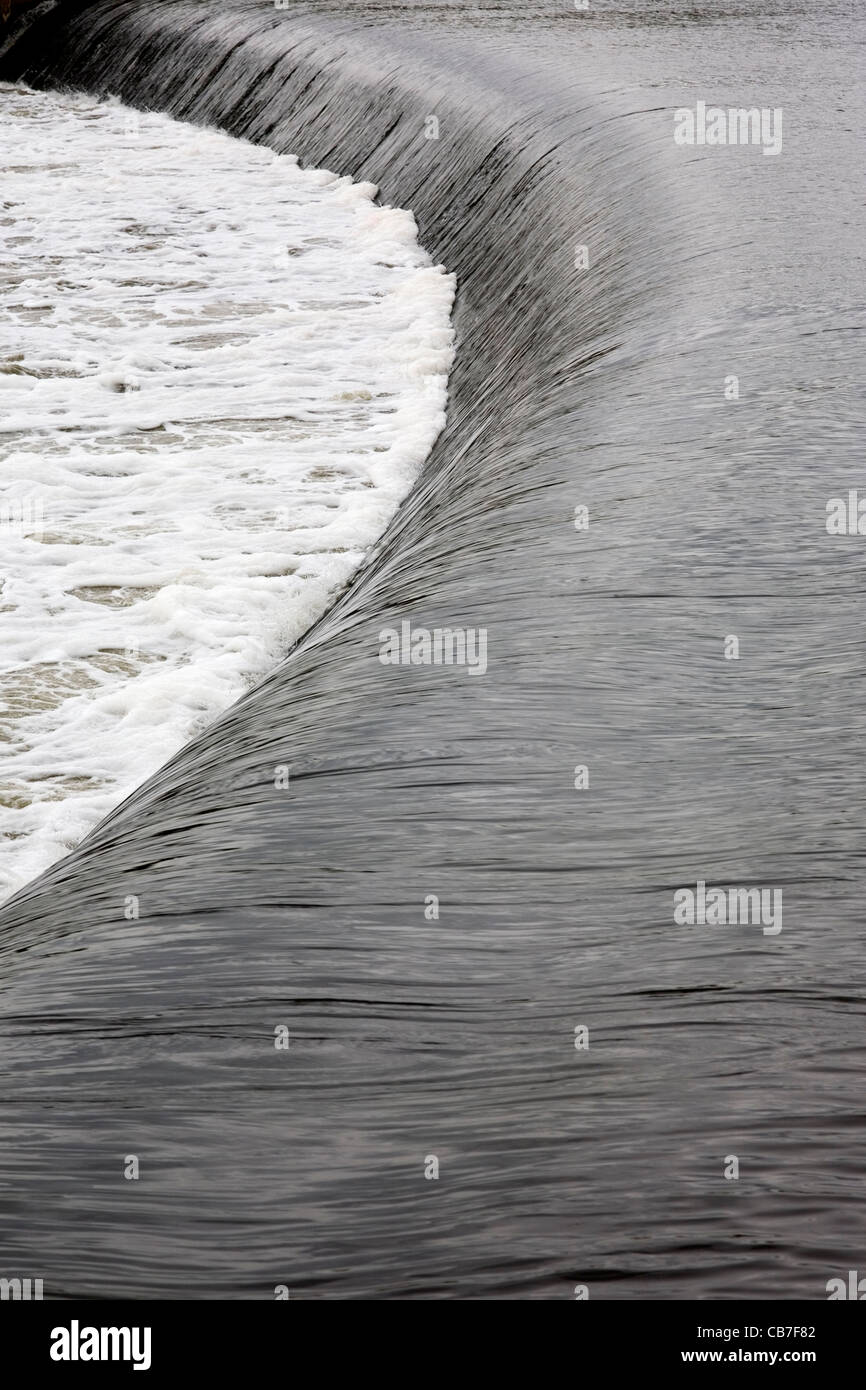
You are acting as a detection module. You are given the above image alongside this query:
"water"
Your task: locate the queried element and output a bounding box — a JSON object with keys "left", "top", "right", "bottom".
{"left": 0, "top": 84, "right": 454, "bottom": 902}
{"left": 0, "top": 0, "right": 863, "bottom": 1300}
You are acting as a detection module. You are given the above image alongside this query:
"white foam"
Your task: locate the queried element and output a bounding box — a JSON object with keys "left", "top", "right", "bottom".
{"left": 0, "top": 85, "right": 455, "bottom": 902}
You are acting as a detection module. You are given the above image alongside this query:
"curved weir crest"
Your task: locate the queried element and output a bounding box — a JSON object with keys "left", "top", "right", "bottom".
{"left": 1, "top": 0, "right": 862, "bottom": 1300}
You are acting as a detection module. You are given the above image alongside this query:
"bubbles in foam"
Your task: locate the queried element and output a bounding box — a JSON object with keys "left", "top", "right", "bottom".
{"left": 0, "top": 84, "right": 455, "bottom": 903}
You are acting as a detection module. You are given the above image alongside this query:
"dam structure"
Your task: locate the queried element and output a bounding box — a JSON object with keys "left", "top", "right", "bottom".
{"left": 0, "top": 0, "right": 863, "bottom": 1299}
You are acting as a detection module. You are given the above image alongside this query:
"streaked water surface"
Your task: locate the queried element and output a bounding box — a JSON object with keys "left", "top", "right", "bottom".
{"left": 0, "top": 0, "right": 863, "bottom": 1299}
{"left": 0, "top": 82, "right": 453, "bottom": 901}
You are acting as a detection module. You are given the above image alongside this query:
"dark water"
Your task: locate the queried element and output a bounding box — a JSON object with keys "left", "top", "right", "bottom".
{"left": 0, "top": 0, "right": 864, "bottom": 1299}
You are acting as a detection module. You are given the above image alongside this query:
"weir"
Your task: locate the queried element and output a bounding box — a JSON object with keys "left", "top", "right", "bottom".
{"left": 0, "top": 0, "right": 861, "bottom": 1299}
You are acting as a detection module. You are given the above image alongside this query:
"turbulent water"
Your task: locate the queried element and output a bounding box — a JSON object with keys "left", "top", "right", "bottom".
{"left": 0, "top": 0, "right": 863, "bottom": 1300}
{"left": 0, "top": 84, "right": 454, "bottom": 902}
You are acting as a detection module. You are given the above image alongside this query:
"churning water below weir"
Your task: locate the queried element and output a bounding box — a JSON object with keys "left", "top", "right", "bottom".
{"left": 0, "top": 0, "right": 864, "bottom": 1299}
{"left": 0, "top": 83, "right": 454, "bottom": 903}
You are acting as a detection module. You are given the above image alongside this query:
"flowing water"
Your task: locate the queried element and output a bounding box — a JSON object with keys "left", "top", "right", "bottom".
{"left": 0, "top": 84, "right": 454, "bottom": 902}
{"left": 0, "top": 0, "right": 863, "bottom": 1299}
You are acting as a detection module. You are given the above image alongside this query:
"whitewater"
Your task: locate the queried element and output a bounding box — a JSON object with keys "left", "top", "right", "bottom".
{"left": 0, "top": 83, "right": 455, "bottom": 903}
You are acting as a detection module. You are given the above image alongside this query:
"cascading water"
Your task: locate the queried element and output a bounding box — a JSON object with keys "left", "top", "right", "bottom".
{"left": 0, "top": 0, "right": 863, "bottom": 1300}
{"left": 0, "top": 82, "right": 454, "bottom": 902}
